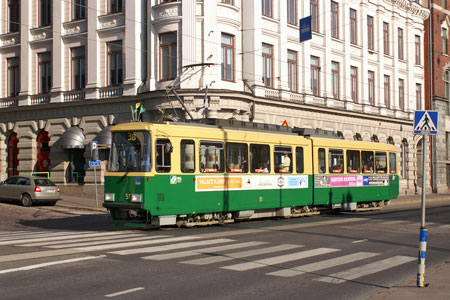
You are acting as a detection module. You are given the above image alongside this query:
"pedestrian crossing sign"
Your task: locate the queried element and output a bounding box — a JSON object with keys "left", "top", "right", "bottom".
{"left": 413, "top": 111, "right": 438, "bottom": 135}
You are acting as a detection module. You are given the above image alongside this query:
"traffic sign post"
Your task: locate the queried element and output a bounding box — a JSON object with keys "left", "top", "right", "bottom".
{"left": 89, "top": 140, "right": 100, "bottom": 207}
{"left": 413, "top": 111, "right": 438, "bottom": 287}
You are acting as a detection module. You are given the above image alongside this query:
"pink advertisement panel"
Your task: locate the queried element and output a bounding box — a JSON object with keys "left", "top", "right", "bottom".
{"left": 329, "top": 175, "right": 363, "bottom": 187}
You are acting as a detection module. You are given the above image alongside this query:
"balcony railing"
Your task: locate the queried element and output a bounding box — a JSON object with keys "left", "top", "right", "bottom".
{"left": 0, "top": 97, "right": 18, "bottom": 108}
{"left": 64, "top": 91, "right": 86, "bottom": 102}
{"left": 31, "top": 94, "right": 50, "bottom": 105}
{"left": 99, "top": 86, "right": 123, "bottom": 98}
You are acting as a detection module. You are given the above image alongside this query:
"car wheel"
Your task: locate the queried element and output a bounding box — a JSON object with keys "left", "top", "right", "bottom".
{"left": 21, "top": 194, "right": 33, "bottom": 207}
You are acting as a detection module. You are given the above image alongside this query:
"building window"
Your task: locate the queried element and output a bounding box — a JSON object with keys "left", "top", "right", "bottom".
{"left": 73, "top": 0, "right": 86, "bottom": 20}
{"left": 40, "top": 0, "right": 52, "bottom": 27}
{"left": 310, "top": 0, "right": 318, "bottom": 32}
{"left": 109, "top": 0, "right": 123, "bottom": 13}
{"left": 262, "top": 0, "right": 272, "bottom": 17}
{"left": 415, "top": 35, "right": 421, "bottom": 65}
{"left": 288, "top": 50, "right": 297, "bottom": 92}
{"left": 416, "top": 83, "right": 422, "bottom": 110}
{"left": 443, "top": 28, "right": 448, "bottom": 54}
{"left": 38, "top": 52, "right": 52, "bottom": 94}
{"left": 331, "top": 61, "right": 339, "bottom": 99}
{"left": 311, "top": 56, "right": 320, "bottom": 96}
{"left": 350, "top": 8, "right": 357, "bottom": 45}
{"left": 331, "top": 1, "right": 338, "bottom": 39}
{"left": 107, "top": 41, "right": 123, "bottom": 85}
{"left": 383, "top": 22, "right": 389, "bottom": 55}
{"left": 351, "top": 66, "right": 358, "bottom": 102}
{"left": 8, "top": 0, "right": 20, "bottom": 33}
{"left": 368, "top": 71, "right": 375, "bottom": 105}
{"left": 262, "top": 44, "right": 273, "bottom": 88}
{"left": 71, "top": 47, "right": 86, "bottom": 90}
{"left": 367, "top": 16, "right": 374, "bottom": 50}
{"left": 221, "top": 33, "right": 234, "bottom": 81}
{"left": 384, "top": 75, "right": 390, "bottom": 108}
{"left": 398, "top": 28, "right": 404, "bottom": 60}
{"left": 287, "top": 0, "right": 296, "bottom": 25}
{"left": 445, "top": 70, "right": 450, "bottom": 99}
{"left": 7, "top": 57, "right": 20, "bottom": 97}
{"left": 399, "top": 78, "right": 405, "bottom": 111}
{"left": 160, "top": 33, "right": 177, "bottom": 81}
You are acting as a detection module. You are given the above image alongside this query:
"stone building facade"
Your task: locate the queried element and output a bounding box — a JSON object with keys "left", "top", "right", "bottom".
{"left": 0, "top": 0, "right": 430, "bottom": 197}
{"left": 424, "top": 0, "right": 450, "bottom": 193}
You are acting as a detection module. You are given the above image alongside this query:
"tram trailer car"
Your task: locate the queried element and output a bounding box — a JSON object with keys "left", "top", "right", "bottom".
{"left": 103, "top": 122, "right": 399, "bottom": 227}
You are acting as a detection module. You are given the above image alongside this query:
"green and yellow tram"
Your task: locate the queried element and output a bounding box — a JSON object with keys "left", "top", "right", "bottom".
{"left": 103, "top": 120, "right": 399, "bottom": 227}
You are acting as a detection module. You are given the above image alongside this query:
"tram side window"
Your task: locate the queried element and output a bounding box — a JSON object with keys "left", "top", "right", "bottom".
{"left": 329, "top": 149, "right": 344, "bottom": 173}
{"left": 375, "top": 152, "right": 387, "bottom": 174}
{"left": 275, "top": 146, "right": 292, "bottom": 173}
{"left": 226, "top": 143, "right": 248, "bottom": 173}
{"left": 250, "top": 144, "right": 270, "bottom": 173}
{"left": 181, "top": 140, "right": 195, "bottom": 173}
{"left": 296, "top": 147, "right": 304, "bottom": 173}
{"left": 156, "top": 139, "right": 172, "bottom": 173}
{"left": 318, "top": 148, "right": 326, "bottom": 173}
{"left": 389, "top": 152, "right": 397, "bottom": 174}
{"left": 199, "top": 141, "right": 224, "bottom": 173}
{"left": 362, "top": 151, "right": 374, "bottom": 173}
{"left": 347, "top": 150, "right": 360, "bottom": 173}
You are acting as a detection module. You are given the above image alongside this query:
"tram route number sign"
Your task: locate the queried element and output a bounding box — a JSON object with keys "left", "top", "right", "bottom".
{"left": 413, "top": 111, "right": 438, "bottom": 135}
{"left": 89, "top": 160, "right": 101, "bottom": 167}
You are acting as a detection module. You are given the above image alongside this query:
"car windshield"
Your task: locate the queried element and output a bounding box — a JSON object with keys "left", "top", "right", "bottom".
{"left": 34, "top": 179, "right": 55, "bottom": 186}
{"left": 109, "top": 131, "right": 151, "bottom": 172}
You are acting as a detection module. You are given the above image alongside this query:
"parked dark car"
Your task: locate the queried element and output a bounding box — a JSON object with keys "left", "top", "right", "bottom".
{"left": 0, "top": 176, "right": 60, "bottom": 207}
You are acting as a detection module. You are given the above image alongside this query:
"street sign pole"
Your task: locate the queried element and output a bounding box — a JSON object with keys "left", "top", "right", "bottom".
{"left": 94, "top": 164, "right": 98, "bottom": 207}
{"left": 417, "top": 133, "right": 428, "bottom": 287}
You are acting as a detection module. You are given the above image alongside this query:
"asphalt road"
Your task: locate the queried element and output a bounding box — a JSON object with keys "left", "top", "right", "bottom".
{"left": 0, "top": 200, "right": 449, "bottom": 300}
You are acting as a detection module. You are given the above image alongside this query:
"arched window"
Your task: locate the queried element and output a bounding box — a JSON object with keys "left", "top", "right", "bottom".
{"left": 7, "top": 132, "right": 19, "bottom": 177}
{"left": 401, "top": 139, "right": 408, "bottom": 178}
{"left": 36, "top": 130, "right": 50, "bottom": 175}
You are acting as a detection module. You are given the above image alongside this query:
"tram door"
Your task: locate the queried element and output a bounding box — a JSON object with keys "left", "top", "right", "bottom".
{"left": 7, "top": 133, "right": 19, "bottom": 177}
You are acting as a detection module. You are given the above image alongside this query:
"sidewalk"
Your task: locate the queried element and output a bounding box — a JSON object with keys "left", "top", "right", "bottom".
{"left": 370, "top": 261, "right": 450, "bottom": 300}
{"left": 56, "top": 194, "right": 107, "bottom": 213}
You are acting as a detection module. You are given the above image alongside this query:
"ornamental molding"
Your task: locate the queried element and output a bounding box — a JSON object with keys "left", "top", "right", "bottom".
{"left": 98, "top": 12, "right": 125, "bottom": 29}
{"left": 384, "top": 0, "right": 430, "bottom": 20}
{"left": 153, "top": 2, "right": 181, "bottom": 22}
{"left": 1, "top": 37, "right": 16, "bottom": 46}
{"left": 30, "top": 26, "right": 52, "bottom": 41}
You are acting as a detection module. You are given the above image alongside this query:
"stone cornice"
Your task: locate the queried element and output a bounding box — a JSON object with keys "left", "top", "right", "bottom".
{"left": 384, "top": 0, "right": 430, "bottom": 20}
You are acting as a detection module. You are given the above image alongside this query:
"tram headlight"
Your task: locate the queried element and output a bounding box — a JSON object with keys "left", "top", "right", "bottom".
{"left": 104, "top": 193, "right": 115, "bottom": 202}
{"left": 131, "top": 194, "right": 142, "bottom": 203}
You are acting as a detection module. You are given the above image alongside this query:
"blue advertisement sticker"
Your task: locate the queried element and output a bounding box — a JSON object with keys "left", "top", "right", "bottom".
{"left": 363, "top": 176, "right": 369, "bottom": 186}
{"left": 135, "top": 177, "right": 141, "bottom": 185}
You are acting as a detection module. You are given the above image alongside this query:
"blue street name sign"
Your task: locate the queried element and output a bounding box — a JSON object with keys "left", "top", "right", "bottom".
{"left": 413, "top": 111, "right": 438, "bottom": 135}
{"left": 89, "top": 160, "right": 101, "bottom": 167}
{"left": 300, "top": 16, "right": 312, "bottom": 42}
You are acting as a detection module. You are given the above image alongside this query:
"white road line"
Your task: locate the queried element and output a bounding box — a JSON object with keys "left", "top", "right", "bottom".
{"left": 0, "top": 231, "right": 93, "bottom": 242}
{"left": 142, "top": 241, "right": 268, "bottom": 261}
{"left": 104, "top": 287, "right": 145, "bottom": 298}
{"left": 437, "top": 224, "right": 450, "bottom": 229}
{"left": 222, "top": 248, "right": 340, "bottom": 271}
{"left": 20, "top": 234, "right": 147, "bottom": 247}
{"left": 109, "top": 238, "right": 235, "bottom": 255}
{"left": 0, "top": 255, "right": 105, "bottom": 274}
{"left": 181, "top": 244, "right": 302, "bottom": 265}
{"left": 266, "top": 252, "right": 379, "bottom": 277}
{"left": 315, "top": 255, "right": 416, "bottom": 284}
{"left": 47, "top": 236, "right": 165, "bottom": 249}
{"left": 0, "top": 231, "right": 141, "bottom": 246}
{"left": 352, "top": 239, "right": 368, "bottom": 244}
{"left": 380, "top": 220, "right": 410, "bottom": 225}
{"left": 74, "top": 236, "right": 203, "bottom": 252}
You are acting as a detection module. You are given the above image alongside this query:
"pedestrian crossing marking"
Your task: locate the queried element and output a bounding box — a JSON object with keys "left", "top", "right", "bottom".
{"left": 20, "top": 233, "right": 147, "bottom": 247}
{"left": 47, "top": 236, "right": 164, "bottom": 249}
{"left": 315, "top": 256, "right": 415, "bottom": 284}
{"left": 266, "top": 252, "right": 379, "bottom": 277}
{"left": 221, "top": 248, "right": 340, "bottom": 271}
{"left": 181, "top": 244, "right": 302, "bottom": 266}
{"left": 109, "top": 238, "right": 236, "bottom": 255}
{"left": 141, "top": 241, "right": 269, "bottom": 261}
{"left": 437, "top": 224, "right": 450, "bottom": 229}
